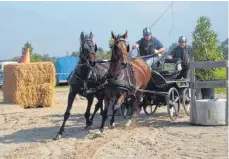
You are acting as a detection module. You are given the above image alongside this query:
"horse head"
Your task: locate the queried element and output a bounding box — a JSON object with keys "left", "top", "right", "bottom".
{"left": 79, "top": 31, "right": 97, "bottom": 64}
{"left": 111, "top": 31, "right": 130, "bottom": 64}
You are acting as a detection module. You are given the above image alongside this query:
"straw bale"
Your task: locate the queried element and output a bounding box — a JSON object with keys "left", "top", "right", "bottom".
{"left": 3, "top": 62, "right": 56, "bottom": 108}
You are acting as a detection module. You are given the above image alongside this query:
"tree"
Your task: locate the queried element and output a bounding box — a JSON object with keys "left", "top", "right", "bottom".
{"left": 192, "top": 16, "right": 224, "bottom": 81}
{"left": 71, "top": 51, "right": 80, "bottom": 57}
{"left": 106, "top": 36, "right": 114, "bottom": 58}
{"left": 22, "top": 41, "right": 33, "bottom": 56}
{"left": 168, "top": 42, "right": 178, "bottom": 52}
{"left": 31, "top": 53, "right": 42, "bottom": 62}
{"left": 42, "top": 53, "right": 51, "bottom": 61}
{"left": 66, "top": 51, "right": 70, "bottom": 56}
{"left": 97, "top": 47, "right": 104, "bottom": 54}
{"left": 12, "top": 56, "right": 22, "bottom": 62}
{"left": 222, "top": 46, "right": 228, "bottom": 59}
{"left": 222, "top": 38, "right": 228, "bottom": 60}
{"left": 109, "top": 36, "right": 114, "bottom": 49}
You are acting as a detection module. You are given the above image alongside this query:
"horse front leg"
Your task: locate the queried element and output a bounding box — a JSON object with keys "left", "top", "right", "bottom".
{"left": 125, "top": 92, "right": 142, "bottom": 127}
{"left": 84, "top": 95, "right": 94, "bottom": 130}
{"left": 53, "top": 89, "right": 77, "bottom": 140}
{"left": 97, "top": 91, "right": 104, "bottom": 116}
{"left": 109, "top": 94, "right": 125, "bottom": 129}
{"left": 89, "top": 99, "right": 103, "bottom": 126}
{"left": 99, "top": 99, "right": 110, "bottom": 133}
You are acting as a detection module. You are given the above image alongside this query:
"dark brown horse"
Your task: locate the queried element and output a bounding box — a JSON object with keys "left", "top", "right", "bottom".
{"left": 99, "top": 31, "right": 151, "bottom": 132}
{"left": 54, "top": 32, "right": 110, "bottom": 140}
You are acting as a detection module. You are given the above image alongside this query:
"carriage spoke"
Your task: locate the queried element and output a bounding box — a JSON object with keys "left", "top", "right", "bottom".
{"left": 172, "top": 104, "right": 178, "bottom": 116}
{"left": 174, "top": 97, "right": 179, "bottom": 103}
{"left": 172, "top": 91, "right": 175, "bottom": 100}
{"left": 185, "top": 96, "right": 190, "bottom": 102}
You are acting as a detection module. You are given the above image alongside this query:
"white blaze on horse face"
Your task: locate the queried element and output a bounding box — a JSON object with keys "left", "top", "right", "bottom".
{"left": 122, "top": 41, "right": 126, "bottom": 52}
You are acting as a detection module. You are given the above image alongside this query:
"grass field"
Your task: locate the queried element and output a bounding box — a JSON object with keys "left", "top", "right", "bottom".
{"left": 215, "top": 68, "right": 227, "bottom": 93}
{"left": 55, "top": 83, "right": 68, "bottom": 88}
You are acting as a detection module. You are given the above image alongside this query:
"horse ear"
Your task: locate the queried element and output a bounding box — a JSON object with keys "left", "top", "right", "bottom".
{"left": 89, "top": 32, "right": 93, "bottom": 39}
{"left": 123, "top": 30, "right": 128, "bottom": 39}
{"left": 111, "top": 31, "right": 117, "bottom": 39}
{"left": 80, "top": 32, "right": 84, "bottom": 41}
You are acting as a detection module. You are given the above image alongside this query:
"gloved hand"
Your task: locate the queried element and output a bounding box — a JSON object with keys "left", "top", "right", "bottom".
{"left": 132, "top": 43, "right": 139, "bottom": 49}
{"left": 154, "top": 49, "right": 159, "bottom": 54}
{"left": 167, "top": 55, "right": 172, "bottom": 59}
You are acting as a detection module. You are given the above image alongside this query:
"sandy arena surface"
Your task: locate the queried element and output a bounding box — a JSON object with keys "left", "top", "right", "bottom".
{"left": 0, "top": 88, "right": 228, "bottom": 159}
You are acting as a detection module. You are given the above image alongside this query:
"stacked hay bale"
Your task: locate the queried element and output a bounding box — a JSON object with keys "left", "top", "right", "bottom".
{"left": 3, "top": 62, "right": 56, "bottom": 108}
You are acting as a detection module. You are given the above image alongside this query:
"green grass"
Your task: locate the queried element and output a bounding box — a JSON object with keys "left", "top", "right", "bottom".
{"left": 55, "top": 83, "right": 69, "bottom": 88}
{"left": 215, "top": 68, "right": 227, "bottom": 93}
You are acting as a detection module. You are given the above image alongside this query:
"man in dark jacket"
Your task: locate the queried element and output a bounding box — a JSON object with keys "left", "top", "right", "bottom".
{"left": 168, "top": 36, "right": 192, "bottom": 79}
{"left": 132, "top": 27, "right": 165, "bottom": 69}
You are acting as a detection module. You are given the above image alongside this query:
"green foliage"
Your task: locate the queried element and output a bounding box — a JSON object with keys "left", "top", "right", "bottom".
{"left": 93, "top": 38, "right": 113, "bottom": 60}
{"left": 214, "top": 68, "right": 227, "bottom": 93}
{"left": 97, "top": 47, "right": 104, "bottom": 54}
{"left": 71, "top": 51, "right": 80, "bottom": 57}
{"left": 109, "top": 36, "right": 114, "bottom": 49}
{"left": 22, "top": 41, "right": 33, "bottom": 56}
{"left": 65, "top": 51, "right": 70, "bottom": 56}
{"left": 192, "top": 16, "right": 224, "bottom": 81}
{"left": 31, "top": 53, "right": 42, "bottom": 62}
{"left": 168, "top": 42, "right": 178, "bottom": 52}
{"left": 222, "top": 45, "right": 228, "bottom": 60}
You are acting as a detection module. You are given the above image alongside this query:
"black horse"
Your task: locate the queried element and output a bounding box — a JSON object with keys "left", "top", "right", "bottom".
{"left": 53, "top": 32, "right": 110, "bottom": 140}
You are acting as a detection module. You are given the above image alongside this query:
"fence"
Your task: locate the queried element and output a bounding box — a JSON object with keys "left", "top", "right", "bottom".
{"left": 189, "top": 57, "right": 228, "bottom": 125}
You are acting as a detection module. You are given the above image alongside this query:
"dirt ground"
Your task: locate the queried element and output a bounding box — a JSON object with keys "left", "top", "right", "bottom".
{"left": 0, "top": 88, "right": 228, "bottom": 159}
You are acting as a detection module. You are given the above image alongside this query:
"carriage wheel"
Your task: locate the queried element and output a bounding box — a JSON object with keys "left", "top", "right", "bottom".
{"left": 166, "top": 87, "right": 180, "bottom": 121}
{"left": 141, "top": 96, "right": 157, "bottom": 116}
{"left": 143, "top": 104, "right": 158, "bottom": 116}
{"left": 182, "top": 88, "right": 191, "bottom": 116}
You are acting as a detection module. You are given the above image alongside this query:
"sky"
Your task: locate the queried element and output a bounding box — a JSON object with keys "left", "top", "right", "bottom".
{"left": 0, "top": 1, "right": 228, "bottom": 60}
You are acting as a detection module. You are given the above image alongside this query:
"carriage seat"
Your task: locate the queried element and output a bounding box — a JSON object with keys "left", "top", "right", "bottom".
{"left": 154, "top": 58, "right": 183, "bottom": 80}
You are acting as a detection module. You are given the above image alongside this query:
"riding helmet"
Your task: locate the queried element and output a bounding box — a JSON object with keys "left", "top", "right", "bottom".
{"left": 143, "top": 27, "right": 152, "bottom": 36}
{"left": 178, "top": 36, "right": 187, "bottom": 43}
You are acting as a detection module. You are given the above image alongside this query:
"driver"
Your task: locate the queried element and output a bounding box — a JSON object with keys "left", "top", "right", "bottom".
{"left": 132, "top": 27, "right": 165, "bottom": 69}
{"left": 168, "top": 36, "right": 192, "bottom": 79}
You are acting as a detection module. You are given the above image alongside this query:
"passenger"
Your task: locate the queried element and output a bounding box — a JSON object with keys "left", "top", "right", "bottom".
{"left": 168, "top": 36, "right": 192, "bottom": 79}
{"left": 132, "top": 27, "right": 165, "bottom": 69}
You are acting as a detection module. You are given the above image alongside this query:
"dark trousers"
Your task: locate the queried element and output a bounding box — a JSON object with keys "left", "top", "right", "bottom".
{"left": 176, "top": 68, "right": 190, "bottom": 80}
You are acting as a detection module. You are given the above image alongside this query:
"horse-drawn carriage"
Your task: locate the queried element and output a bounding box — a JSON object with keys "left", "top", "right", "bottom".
{"left": 121, "top": 53, "right": 191, "bottom": 121}
{"left": 54, "top": 31, "right": 191, "bottom": 140}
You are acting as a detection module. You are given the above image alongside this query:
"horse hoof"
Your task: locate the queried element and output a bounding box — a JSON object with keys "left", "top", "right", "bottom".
{"left": 125, "top": 120, "right": 132, "bottom": 127}
{"left": 99, "top": 128, "right": 104, "bottom": 133}
{"left": 108, "top": 123, "right": 115, "bottom": 129}
{"left": 86, "top": 120, "right": 93, "bottom": 127}
{"left": 84, "top": 125, "right": 91, "bottom": 130}
{"left": 53, "top": 133, "right": 62, "bottom": 140}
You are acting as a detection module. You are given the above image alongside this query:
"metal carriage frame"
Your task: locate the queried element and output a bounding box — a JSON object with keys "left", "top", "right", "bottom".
{"left": 120, "top": 56, "right": 191, "bottom": 121}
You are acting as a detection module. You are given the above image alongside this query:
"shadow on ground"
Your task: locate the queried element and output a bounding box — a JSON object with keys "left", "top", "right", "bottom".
{"left": 0, "top": 109, "right": 201, "bottom": 145}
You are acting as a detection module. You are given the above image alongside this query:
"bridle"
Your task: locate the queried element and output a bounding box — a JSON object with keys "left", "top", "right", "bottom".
{"left": 111, "top": 38, "right": 133, "bottom": 64}
{"left": 79, "top": 38, "right": 97, "bottom": 65}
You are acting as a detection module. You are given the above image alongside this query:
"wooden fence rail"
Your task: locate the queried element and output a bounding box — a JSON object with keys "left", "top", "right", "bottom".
{"left": 189, "top": 58, "right": 228, "bottom": 125}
